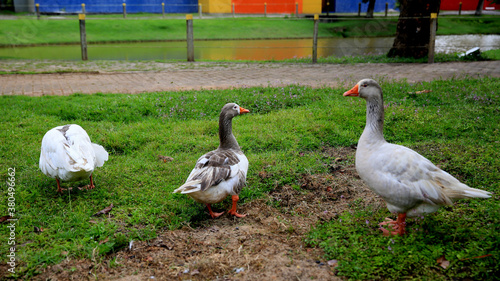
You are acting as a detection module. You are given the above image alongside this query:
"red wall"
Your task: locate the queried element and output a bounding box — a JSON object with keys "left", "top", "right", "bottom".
{"left": 441, "top": 0, "right": 500, "bottom": 11}
{"left": 232, "top": 0, "right": 298, "bottom": 13}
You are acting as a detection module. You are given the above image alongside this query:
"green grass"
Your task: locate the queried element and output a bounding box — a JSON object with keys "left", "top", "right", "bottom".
{"left": 483, "top": 49, "right": 500, "bottom": 60}
{"left": 278, "top": 51, "right": 496, "bottom": 64}
{"left": 0, "top": 77, "right": 499, "bottom": 279}
{"left": 0, "top": 15, "right": 498, "bottom": 46}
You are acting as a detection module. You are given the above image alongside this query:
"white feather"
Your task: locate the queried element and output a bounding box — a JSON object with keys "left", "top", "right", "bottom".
{"left": 350, "top": 79, "right": 491, "bottom": 217}
{"left": 39, "top": 124, "right": 108, "bottom": 183}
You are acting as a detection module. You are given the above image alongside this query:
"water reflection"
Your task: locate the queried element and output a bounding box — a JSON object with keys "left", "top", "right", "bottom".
{"left": 0, "top": 35, "right": 498, "bottom": 61}
{"left": 435, "top": 35, "right": 500, "bottom": 54}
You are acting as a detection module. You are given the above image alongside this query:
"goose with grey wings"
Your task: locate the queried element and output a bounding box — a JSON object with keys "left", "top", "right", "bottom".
{"left": 173, "top": 103, "right": 250, "bottom": 218}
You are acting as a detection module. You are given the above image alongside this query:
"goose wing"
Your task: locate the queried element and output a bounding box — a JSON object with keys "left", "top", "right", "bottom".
{"left": 39, "top": 125, "right": 96, "bottom": 180}
{"left": 190, "top": 149, "right": 246, "bottom": 191}
{"left": 175, "top": 149, "right": 248, "bottom": 194}
{"left": 362, "top": 143, "right": 457, "bottom": 212}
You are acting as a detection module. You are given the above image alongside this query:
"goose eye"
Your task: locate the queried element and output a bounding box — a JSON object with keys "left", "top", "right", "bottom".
{"left": 361, "top": 84, "right": 367, "bottom": 87}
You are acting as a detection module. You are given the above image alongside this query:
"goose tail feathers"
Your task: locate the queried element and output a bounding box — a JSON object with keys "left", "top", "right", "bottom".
{"left": 462, "top": 187, "right": 491, "bottom": 199}
{"left": 92, "top": 143, "right": 109, "bottom": 167}
{"left": 173, "top": 180, "right": 202, "bottom": 194}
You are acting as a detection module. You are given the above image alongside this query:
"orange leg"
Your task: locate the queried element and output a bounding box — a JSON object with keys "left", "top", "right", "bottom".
{"left": 89, "top": 174, "right": 95, "bottom": 189}
{"left": 379, "top": 213, "right": 407, "bottom": 236}
{"left": 206, "top": 204, "right": 224, "bottom": 219}
{"left": 227, "top": 195, "right": 246, "bottom": 218}
{"left": 56, "top": 178, "right": 63, "bottom": 193}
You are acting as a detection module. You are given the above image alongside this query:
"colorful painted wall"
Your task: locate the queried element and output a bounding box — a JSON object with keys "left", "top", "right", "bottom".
{"left": 333, "top": 0, "right": 397, "bottom": 13}
{"left": 199, "top": 0, "right": 231, "bottom": 13}
{"left": 35, "top": 0, "right": 198, "bottom": 14}
{"left": 199, "top": 0, "right": 321, "bottom": 14}
{"left": 441, "top": 0, "right": 500, "bottom": 11}
{"left": 233, "top": 0, "right": 296, "bottom": 14}
{"left": 303, "top": 0, "right": 321, "bottom": 13}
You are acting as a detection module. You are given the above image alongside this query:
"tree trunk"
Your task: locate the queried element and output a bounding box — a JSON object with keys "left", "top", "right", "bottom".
{"left": 366, "top": 0, "right": 376, "bottom": 18}
{"left": 387, "top": 0, "right": 441, "bottom": 58}
{"left": 475, "top": 0, "right": 485, "bottom": 16}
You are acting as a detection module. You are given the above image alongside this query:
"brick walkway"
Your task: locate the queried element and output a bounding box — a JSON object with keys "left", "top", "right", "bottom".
{"left": 1, "top": 61, "right": 499, "bottom": 96}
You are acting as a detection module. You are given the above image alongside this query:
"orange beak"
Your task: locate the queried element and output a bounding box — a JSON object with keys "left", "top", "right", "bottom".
{"left": 343, "top": 84, "right": 359, "bottom": 97}
{"left": 239, "top": 107, "right": 250, "bottom": 114}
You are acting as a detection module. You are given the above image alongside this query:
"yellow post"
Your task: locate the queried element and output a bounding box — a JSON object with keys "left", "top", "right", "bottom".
{"left": 162, "top": 2, "right": 165, "bottom": 17}
{"left": 79, "top": 14, "right": 88, "bottom": 60}
{"left": 36, "top": 3, "right": 40, "bottom": 19}
{"left": 428, "top": 13, "right": 437, "bottom": 64}
{"left": 186, "top": 14, "right": 194, "bottom": 62}
{"left": 81, "top": 3, "right": 85, "bottom": 14}
{"left": 122, "top": 3, "right": 126, "bottom": 18}
{"left": 313, "top": 14, "right": 319, "bottom": 63}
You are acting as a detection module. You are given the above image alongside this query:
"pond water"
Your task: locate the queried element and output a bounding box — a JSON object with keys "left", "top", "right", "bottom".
{"left": 0, "top": 35, "right": 498, "bottom": 61}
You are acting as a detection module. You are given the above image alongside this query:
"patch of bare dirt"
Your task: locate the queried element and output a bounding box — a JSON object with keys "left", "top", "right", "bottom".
{"left": 32, "top": 147, "right": 385, "bottom": 281}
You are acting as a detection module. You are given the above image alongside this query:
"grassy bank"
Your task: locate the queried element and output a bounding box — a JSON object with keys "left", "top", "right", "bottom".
{"left": 0, "top": 15, "right": 499, "bottom": 46}
{"left": 0, "top": 50, "right": 497, "bottom": 75}
{"left": 0, "top": 77, "right": 499, "bottom": 279}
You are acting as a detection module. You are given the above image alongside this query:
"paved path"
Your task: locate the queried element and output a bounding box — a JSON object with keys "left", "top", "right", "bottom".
{"left": 1, "top": 61, "right": 499, "bottom": 96}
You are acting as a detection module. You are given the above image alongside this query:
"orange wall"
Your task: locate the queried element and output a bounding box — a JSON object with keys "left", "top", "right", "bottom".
{"left": 233, "top": 0, "right": 298, "bottom": 13}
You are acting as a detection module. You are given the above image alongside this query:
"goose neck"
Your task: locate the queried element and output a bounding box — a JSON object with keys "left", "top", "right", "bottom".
{"left": 361, "top": 97, "right": 386, "bottom": 144}
{"left": 219, "top": 116, "right": 240, "bottom": 150}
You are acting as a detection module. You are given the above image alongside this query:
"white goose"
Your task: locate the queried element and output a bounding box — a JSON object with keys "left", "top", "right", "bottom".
{"left": 343, "top": 79, "right": 491, "bottom": 236}
{"left": 40, "top": 124, "right": 108, "bottom": 193}
{"left": 173, "top": 103, "right": 250, "bottom": 218}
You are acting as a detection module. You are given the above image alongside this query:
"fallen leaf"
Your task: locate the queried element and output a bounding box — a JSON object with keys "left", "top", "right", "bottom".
{"left": 145, "top": 256, "right": 153, "bottom": 262}
{"left": 190, "top": 269, "right": 200, "bottom": 275}
{"left": 437, "top": 255, "right": 450, "bottom": 269}
{"left": 93, "top": 204, "right": 114, "bottom": 217}
{"left": 99, "top": 237, "right": 109, "bottom": 245}
{"left": 0, "top": 216, "right": 12, "bottom": 224}
{"left": 158, "top": 155, "right": 174, "bottom": 163}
